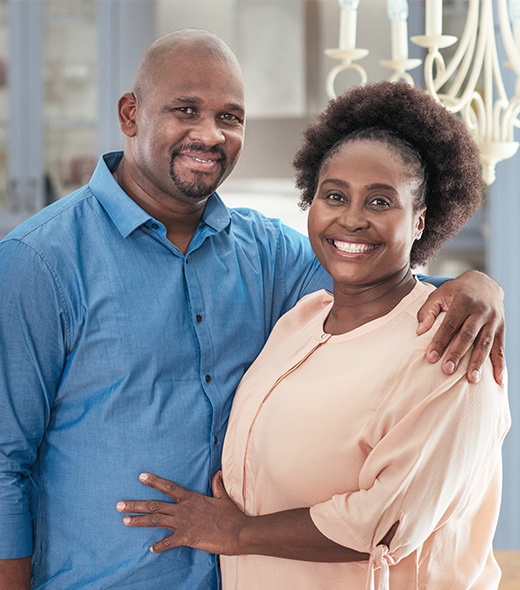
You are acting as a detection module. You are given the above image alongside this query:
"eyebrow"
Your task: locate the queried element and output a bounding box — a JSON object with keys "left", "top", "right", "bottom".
{"left": 169, "top": 96, "right": 245, "bottom": 116}
{"left": 321, "top": 178, "right": 398, "bottom": 193}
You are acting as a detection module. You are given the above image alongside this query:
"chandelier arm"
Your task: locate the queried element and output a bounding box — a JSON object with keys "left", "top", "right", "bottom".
{"left": 447, "top": 0, "right": 492, "bottom": 117}
{"left": 502, "top": 98, "right": 520, "bottom": 138}
{"left": 423, "top": 50, "right": 445, "bottom": 96}
{"left": 432, "top": 0, "right": 480, "bottom": 89}
{"left": 488, "top": 10, "right": 510, "bottom": 104}
{"left": 463, "top": 91, "right": 486, "bottom": 139}
{"left": 498, "top": 0, "right": 520, "bottom": 75}
{"left": 440, "top": 25, "right": 478, "bottom": 99}
{"left": 325, "top": 62, "right": 368, "bottom": 99}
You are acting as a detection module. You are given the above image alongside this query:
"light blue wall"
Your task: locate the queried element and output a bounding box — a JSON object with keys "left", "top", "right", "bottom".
{"left": 488, "top": 156, "right": 520, "bottom": 549}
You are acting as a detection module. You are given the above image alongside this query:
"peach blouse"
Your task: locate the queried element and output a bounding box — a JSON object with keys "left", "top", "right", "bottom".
{"left": 221, "top": 281, "right": 510, "bottom": 589}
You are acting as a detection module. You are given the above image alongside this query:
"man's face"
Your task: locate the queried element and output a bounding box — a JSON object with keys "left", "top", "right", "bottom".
{"left": 126, "top": 46, "right": 245, "bottom": 206}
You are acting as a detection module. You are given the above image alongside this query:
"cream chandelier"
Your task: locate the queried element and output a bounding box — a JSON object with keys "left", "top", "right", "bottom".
{"left": 325, "top": 0, "right": 520, "bottom": 184}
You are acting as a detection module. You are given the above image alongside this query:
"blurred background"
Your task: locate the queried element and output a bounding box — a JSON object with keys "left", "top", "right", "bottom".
{"left": 0, "top": 0, "right": 518, "bottom": 551}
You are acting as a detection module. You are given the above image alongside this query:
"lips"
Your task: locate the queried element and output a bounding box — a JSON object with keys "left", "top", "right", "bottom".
{"left": 330, "top": 239, "right": 378, "bottom": 254}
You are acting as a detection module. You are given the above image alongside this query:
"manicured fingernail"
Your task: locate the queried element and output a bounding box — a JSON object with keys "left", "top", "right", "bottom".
{"left": 123, "top": 516, "right": 131, "bottom": 525}
{"left": 470, "top": 369, "right": 481, "bottom": 383}
{"left": 150, "top": 546, "right": 156, "bottom": 553}
{"left": 444, "top": 360, "right": 456, "bottom": 374}
{"left": 427, "top": 350, "right": 440, "bottom": 362}
{"left": 116, "top": 502, "right": 125, "bottom": 511}
{"left": 139, "top": 473, "right": 150, "bottom": 481}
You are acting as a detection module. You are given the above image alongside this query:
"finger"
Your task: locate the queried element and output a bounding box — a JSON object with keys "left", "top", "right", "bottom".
{"left": 462, "top": 327, "right": 495, "bottom": 383}
{"left": 138, "top": 472, "right": 190, "bottom": 502}
{"left": 151, "top": 534, "right": 178, "bottom": 553}
{"left": 489, "top": 326, "right": 506, "bottom": 386}
{"left": 434, "top": 318, "right": 482, "bottom": 375}
{"left": 425, "top": 309, "right": 469, "bottom": 365}
{"left": 122, "top": 513, "right": 173, "bottom": 529}
{"left": 116, "top": 499, "right": 175, "bottom": 515}
{"left": 211, "top": 471, "right": 227, "bottom": 498}
{"left": 416, "top": 302, "right": 442, "bottom": 335}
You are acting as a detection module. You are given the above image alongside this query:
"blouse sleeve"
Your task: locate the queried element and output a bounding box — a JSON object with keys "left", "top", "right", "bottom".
{"left": 309, "top": 354, "right": 510, "bottom": 567}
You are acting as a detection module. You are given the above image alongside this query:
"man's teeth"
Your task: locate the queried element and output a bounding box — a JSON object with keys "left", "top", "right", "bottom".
{"left": 193, "top": 156, "right": 213, "bottom": 163}
{"left": 333, "top": 240, "right": 374, "bottom": 253}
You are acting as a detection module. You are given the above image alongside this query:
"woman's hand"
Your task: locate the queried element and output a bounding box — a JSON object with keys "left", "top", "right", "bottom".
{"left": 417, "top": 270, "right": 505, "bottom": 385}
{"left": 116, "top": 471, "right": 249, "bottom": 554}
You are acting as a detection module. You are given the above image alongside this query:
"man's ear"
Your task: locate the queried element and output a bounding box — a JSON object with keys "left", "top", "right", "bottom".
{"left": 118, "top": 92, "right": 138, "bottom": 138}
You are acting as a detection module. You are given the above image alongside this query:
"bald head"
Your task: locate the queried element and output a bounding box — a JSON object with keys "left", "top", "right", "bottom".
{"left": 133, "top": 29, "right": 243, "bottom": 102}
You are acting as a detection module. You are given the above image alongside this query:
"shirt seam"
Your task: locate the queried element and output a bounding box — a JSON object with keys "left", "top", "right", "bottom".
{"left": 4, "top": 238, "right": 72, "bottom": 352}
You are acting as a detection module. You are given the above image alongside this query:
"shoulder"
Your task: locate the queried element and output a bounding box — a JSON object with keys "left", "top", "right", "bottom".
{"left": 228, "top": 206, "right": 308, "bottom": 243}
{"left": 2, "top": 186, "right": 94, "bottom": 246}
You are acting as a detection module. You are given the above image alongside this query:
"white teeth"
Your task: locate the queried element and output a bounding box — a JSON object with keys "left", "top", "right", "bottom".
{"left": 193, "top": 157, "right": 212, "bottom": 163}
{"left": 333, "top": 240, "right": 374, "bottom": 253}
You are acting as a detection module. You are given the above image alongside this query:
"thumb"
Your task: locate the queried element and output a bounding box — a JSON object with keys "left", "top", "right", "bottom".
{"left": 211, "top": 470, "right": 227, "bottom": 499}
{"left": 416, "top": 303, "right": 441, "bottom": 335}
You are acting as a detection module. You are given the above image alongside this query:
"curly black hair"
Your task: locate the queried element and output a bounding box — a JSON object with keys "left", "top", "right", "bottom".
{"left": 293, "top": 81, "right": 485, "bottom": 267}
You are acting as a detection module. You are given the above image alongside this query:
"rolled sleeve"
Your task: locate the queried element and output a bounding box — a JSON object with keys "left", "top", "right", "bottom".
{"left": 0, "top": 239, "right": 66, "bottom": 558}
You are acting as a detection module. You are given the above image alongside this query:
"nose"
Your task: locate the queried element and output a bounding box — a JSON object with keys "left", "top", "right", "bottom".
{"left": 338, "top": 205, "right": 370, "bottom": 231}
{"left": 188, "top": 116, "right": 226, "bottom": 146}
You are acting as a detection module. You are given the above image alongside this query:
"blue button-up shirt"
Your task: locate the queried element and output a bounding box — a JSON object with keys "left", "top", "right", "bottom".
{"left": 0, "top": 152, "right": 331, "bottom": 589}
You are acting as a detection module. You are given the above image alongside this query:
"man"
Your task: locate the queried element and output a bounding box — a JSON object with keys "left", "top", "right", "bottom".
{"left": 0, "top": 29, "right": 504, "bottom": 590}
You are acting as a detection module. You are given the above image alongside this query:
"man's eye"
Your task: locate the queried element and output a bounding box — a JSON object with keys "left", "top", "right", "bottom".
{"left": 175, "top": 107, "right": 195, "bottom": 115}
{"left": 220, "top": 113, "right": 243, "bottom": 124}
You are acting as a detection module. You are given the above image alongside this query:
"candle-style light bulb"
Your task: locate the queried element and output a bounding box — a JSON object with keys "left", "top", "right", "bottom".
{"left": 387, "top": 0, "right": 409, "bottom": 61}
{"left": 338, "top": 0, "right": 361, "bottom": 50}
{"left": 387, "top": 0, "right": 408, "bottom": 21}
{"left": 339, "top": 0, "right": 360, "bottom": 10}
{"left": 425, "top": 0, "right": 443, "bottom": 37}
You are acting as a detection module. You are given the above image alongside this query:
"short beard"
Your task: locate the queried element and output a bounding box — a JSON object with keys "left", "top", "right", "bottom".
{"left": 169, "top": 146, "right": 227, "bottom": 200}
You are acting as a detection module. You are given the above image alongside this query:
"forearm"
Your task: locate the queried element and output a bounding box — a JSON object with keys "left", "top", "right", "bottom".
{"left": 0, "top": 557, "right": 31, "bottom": 590}
{"left": 237, "top": 507, "right": 369, "bottom": 562}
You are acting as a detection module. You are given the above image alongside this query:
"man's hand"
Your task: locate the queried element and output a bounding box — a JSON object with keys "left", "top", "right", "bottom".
{"left": 417, "top": 270, "right": 505, "bottom": 385}
{"left": 117, "top": 471, "right": 248, "bottom": 555}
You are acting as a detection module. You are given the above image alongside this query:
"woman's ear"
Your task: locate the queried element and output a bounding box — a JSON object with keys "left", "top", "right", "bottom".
{"left": 415, "top": 206, "right": 427, "bottom": 241}
{"left": 118, "top": 92, "right": 138, "bottom": 138}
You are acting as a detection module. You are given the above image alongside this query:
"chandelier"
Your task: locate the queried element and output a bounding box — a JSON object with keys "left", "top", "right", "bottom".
{"left": 325, "top": 0, "right": 520, "bottom": 184}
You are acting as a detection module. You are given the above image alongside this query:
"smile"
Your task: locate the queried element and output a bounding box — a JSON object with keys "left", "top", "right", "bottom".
{"left": 191, "top": 155, "right": 217, "bottom": 163}
{"left": 332, "top": 240, "right": 377, "bottom": 254}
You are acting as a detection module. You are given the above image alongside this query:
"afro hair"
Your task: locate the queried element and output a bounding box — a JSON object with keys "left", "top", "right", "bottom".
{"left": 293, "top": 81, "right": 485, "bottom": 267}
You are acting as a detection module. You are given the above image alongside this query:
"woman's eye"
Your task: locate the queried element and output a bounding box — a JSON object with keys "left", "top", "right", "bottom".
{"left": 370, "top": 197, "right": 391, "bottom": 207}
{"left": 325, "top": 192, "right": 346, "bottom": 203}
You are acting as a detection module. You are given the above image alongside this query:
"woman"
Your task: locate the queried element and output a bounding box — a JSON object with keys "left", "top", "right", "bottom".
{"left": 117, "top": 82, "right": 510, "bottom": 589}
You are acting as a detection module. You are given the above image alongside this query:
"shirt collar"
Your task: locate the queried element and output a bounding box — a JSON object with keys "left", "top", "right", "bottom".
{"left": 89, "top": 152, "right": 152, "bottom": 238}
{"left": 89, "top": 151, "right": 231, "bottom": 238}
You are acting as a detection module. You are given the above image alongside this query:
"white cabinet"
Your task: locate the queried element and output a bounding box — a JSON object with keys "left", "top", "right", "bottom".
{"left": 0, "top": 0, "right": 154, "bottom": 239}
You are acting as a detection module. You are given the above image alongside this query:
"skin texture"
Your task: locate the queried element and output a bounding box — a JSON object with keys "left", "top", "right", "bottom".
{"left": 116, "top": 138, "right": 500, "bottom": 562}
{"left": 0, "top": 558, "right": 31, "bottom": 590}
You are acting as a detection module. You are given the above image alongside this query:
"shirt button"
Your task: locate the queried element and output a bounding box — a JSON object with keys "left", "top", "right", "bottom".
{"left": 196, "top": 314, "right": 203, "bottom": 323}
{"left": 205, "top": 374, "right": 212, "bottom": 383}
{"left": 151, "top": 223, "right": 159, "bottom": 230}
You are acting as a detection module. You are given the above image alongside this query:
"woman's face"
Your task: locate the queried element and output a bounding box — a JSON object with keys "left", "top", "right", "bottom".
{"left": 308, "top": 139, "right": 426, "bottom": 289}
